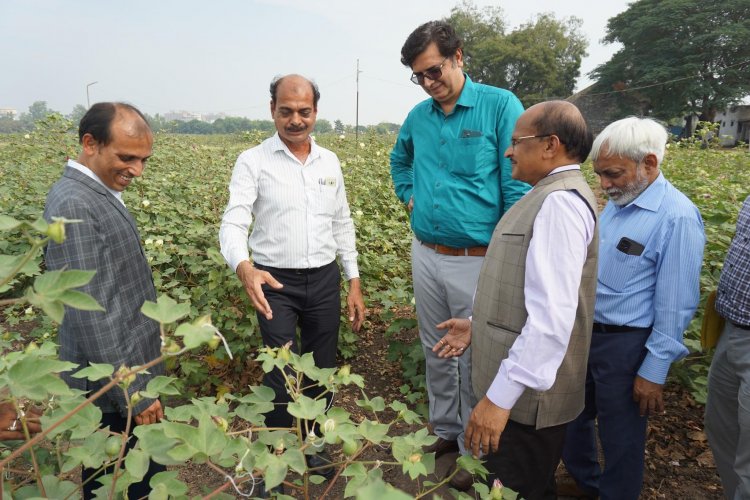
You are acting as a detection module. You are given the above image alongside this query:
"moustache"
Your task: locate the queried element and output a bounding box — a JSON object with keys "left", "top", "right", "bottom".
{"left": 286, "top": 125, "right": 307, "bottom": 133}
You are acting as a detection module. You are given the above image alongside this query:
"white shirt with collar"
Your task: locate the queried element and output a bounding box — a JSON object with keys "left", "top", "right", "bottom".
{"left": 486, "top": 164, "right": 596, "bottom": 410}
{"left": 67, "top": 159, "right": 125, "bottom": 206}
{"left": 219, "top": 133, "right": 359, "bottom": 280}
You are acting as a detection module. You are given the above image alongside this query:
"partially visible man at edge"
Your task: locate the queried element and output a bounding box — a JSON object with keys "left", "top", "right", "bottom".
{"left": 44, "top": 102, "right": 165, "bottom": 499}
{"left": 705, "top": 195, "right": 750, "bottom": 500}
{"left": 561, "top": 117, "right": 705, "bottom": 500}
{"left": 435, "top": 100, "right": 598, "bottom": 499}
{"left": 219, "top": 74, "right": 365, "bottom": 493}
{"left": 390, "top": 20, "right": 528, "bottom": 490}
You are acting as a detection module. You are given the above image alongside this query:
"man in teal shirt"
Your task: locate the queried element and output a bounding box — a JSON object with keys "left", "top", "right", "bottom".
{"left": 390, "top": 20, "right": 528, "bottom": 490}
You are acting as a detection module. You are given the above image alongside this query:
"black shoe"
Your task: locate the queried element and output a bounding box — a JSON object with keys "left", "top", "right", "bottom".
{"left": 423, "top": 436, "right": 459, "bottom": 459}
{"left": 447, "top": 464, "right": 474, "bottom": 491}
{"left": 306, "top": 451, "right": 335, "bottom": 480}
{"left": 255, "top": 481, "right": 284, "bottom": 498}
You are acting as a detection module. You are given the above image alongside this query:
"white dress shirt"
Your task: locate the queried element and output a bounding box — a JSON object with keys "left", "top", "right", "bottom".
{"left": 485, "top": 165, "right": 596, "bottom": 410}
{"left": 67, "top": 159, "right": 125, "bottom": 206}
{"left": 219, "top": 133, "right": 359, "bottom": 280}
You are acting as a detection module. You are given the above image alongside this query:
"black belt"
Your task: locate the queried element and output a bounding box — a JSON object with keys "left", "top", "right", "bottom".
{"left": 254, "top": 261, "right": 334, "bottom": 275}
{"left": 731, "top": 321, "right": 750, "bottom": 331}
{"left": 593, "top": 322, "right": 652, "bottom": 334}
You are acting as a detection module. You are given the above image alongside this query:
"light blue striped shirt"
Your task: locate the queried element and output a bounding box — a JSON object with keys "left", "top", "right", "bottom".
{"left": 595, "top": 173, "right": 705, "bottom": 384}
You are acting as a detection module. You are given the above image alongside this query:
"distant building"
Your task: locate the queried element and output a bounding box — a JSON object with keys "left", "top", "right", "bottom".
{"left": 716, "top": 105, "right": 750, "bottom": 146}
{"left": 201, "top": 112, "right": 227, "bottom": 124}
{"left": 164, "top": 110, "right": 203, "bottom": 122}
{"left": 0, "top": 108, "right": 18, "bottom": 120}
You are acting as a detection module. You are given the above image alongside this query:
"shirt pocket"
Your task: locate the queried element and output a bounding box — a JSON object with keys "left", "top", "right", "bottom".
{"left": 312, "top": 184, "right": 337, "bottom": 216}
{"left": 598, "top": 249, "right": 642, "bottom": 292}
{"left": 449, "top": 135, "right": 493, "bottom": 177}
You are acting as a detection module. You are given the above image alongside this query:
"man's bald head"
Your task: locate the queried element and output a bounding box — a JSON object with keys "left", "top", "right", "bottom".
{"left": 526, "top": 100, "right": 592, "bottom": 163}
{"left": 78, "top": 102, "right": 151, "bottom": 146}
{"left": 269, "top": 74, "right": 321, "bottom": 109}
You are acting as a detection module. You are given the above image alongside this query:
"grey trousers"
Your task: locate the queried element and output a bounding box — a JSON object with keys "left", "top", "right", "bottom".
{"left": 705, "top": 321, "right": 750, "bottom": 500}
{"left": 412, "top": 237, "right": 482, "bottom": 454}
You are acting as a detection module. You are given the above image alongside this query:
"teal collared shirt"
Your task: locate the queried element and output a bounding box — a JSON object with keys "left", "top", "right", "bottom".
{"left": 390, "top": 75, "right": 529, "bottom": 247}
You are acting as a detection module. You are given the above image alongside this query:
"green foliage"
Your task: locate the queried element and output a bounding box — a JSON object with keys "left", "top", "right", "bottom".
{"left": 592, "top": 0, "right": 750, "bottom": 121}
{"left": 446, "top": 0, "right": 588, "bottom": 106}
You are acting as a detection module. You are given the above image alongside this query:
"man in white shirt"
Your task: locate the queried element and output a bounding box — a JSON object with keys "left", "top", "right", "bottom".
{"left": 435, "top": 101, "right": 599, "bottom": 499}
{"left": 219, "top": 74, "right": 365, "bottom": 482}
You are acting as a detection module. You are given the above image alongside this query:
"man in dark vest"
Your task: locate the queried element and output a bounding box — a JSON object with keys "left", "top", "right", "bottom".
{"left": 435, "top": 100, "right": 598, "bottom": 500}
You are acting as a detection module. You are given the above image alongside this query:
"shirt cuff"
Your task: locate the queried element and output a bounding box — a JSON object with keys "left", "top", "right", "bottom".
{"left": 485, "top": 364, "right": 526, "bottom": 410}
{"left": 341, "top": 259, "right": 360, "bottom": 281}
{"left": 637, "top": 353, "right": 671, "bottom": 385}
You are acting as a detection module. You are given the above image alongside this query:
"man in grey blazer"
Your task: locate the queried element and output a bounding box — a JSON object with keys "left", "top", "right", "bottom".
{"left": 44, "top": 102, "right": 164, "bottom": 498}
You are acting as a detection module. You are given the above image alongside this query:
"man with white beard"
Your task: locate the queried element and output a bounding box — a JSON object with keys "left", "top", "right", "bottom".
{"left": 560, "top": 117, "right": 705, "bottom": 500}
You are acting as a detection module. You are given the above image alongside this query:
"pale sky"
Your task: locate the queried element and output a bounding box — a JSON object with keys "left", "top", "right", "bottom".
{"left": 0, "top": 0, "right": 630, "bottom": 125}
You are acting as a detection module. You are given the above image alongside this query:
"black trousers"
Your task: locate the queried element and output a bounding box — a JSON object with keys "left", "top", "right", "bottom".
{"left": 483, "top": 419, "right": 567, "bottom": 500}
{"left": 255, "top": 261, "right": 341, "bottom": 433}
{"left": 82, "top": 411, "right": 166, "bottom": 499}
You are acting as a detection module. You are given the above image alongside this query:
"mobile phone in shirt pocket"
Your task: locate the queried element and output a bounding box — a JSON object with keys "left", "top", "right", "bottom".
{"left": 598, "top": 245, "right": 644, "bottom": 292}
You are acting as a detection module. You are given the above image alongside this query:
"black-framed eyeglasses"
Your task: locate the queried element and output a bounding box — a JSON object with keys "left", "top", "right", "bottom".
{"left": 510, "top": 134, "right": 553, "bottom": 149}
{"left": 410, "top": 56, "right": 451, "bottom": 85}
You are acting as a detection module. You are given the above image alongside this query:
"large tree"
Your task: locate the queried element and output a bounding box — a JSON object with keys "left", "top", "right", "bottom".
{"left": 445, "top": 1, "right": 588, "bottom": 107}
{"left": 592, "top": 0, "right": 750, "bottom": 121}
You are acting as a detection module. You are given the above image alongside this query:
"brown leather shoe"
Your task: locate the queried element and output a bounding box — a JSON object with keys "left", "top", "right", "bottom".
{"left": 556, "top": 478, "right": 598, "bottom": 499}
{"left": 448, "top": 466, "right": 474, "bottom": 491}
{"left": 422, "top": 436, "right": 459, "bottom": 458}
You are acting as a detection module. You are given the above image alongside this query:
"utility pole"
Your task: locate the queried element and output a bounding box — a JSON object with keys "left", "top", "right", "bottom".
{"left": 355, "top": 59, "right": 361, "bottom": 142}
{"left": 86, "top": 81, "right": 99, "bottom": 108}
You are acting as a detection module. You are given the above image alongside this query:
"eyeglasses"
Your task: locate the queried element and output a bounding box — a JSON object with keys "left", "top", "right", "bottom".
{"left": 510, "top": 134, "right": 553, "bottom": 149}
{"left": 410, "top": 56, "right": 451, "bottom": 85}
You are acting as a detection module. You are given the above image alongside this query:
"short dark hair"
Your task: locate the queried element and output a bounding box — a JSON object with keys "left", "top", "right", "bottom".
{"left": 401, "top": 21, "right": 463, "bottom": 67}
{"left": 78, "top": 102, "right": 150, "bottom": 145}
{"left": 531, "top": 101, "right": 593, "bottom": 163}
{"left": 269, "top": 75, "right": 321, "bottom": 108}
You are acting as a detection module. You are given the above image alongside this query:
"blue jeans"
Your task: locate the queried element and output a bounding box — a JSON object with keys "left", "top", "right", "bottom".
{"left": 562, "top": 328, "right": 651, "bottom": 500}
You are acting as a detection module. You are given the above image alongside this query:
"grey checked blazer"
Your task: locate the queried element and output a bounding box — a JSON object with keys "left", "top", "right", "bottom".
{"left": 44, "top": 167, "right": 164, "bottom": 416}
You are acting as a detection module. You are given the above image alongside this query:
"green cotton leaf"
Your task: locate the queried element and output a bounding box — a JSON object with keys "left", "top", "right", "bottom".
{"left": 0, "top": 254, "right": 41, "bottom": 287}
{"left": 162, "top": 416, "right": 228, "bottom": 458}
{"left": 287, "top": 395, "right": 327, "bottom": 421}
{"left": 356, "top": 396, "right": 386, "bottom": 413}
{"left": 29, "top": 217, "right": 49, "bottom": 234}
{"left": 133, "top": 424, "right": 183, "bottom": 466}
{"left": 174, "top": 321, "right": 215, "bottom": 349}
{"left": 0, "top": 215, "right": 22, "bottom": 231}
{"left": 34, "top": 269, "right": 96, "bottom": 294}
{"left": 125, "top": 448, "right": 150, "bottom": 482}
{"left": 38, "top": 297, "right": 65, "bottom": 323}
{"left": 71, "top": 362, "right": 114, "bottom": 381}
{"left": 455, "top": 453, "right": 489, "bottom": 478}
{"left": 205, "top": 247, "right": 226, "bottom": 266}
{"left": 15, "top": 475, "right": 79, "bottom": 500}
{"left": 7, "top": 356, "right": 78, "bottom": 399}
{"left": 58, "top": 290, "right": 104, "bottom": 311}
{"left": 141, "top": 295, "right": 190, "bottom": 324}
{"left": 55, "top": 269, "right": 97, "bottom": 290}
{"left": 352, "top": 476, "right": 411, "bottom": 500}
{"left": 343, "top": 464, "right": 384, "bottom": 498}
{"left": 257, "top": 453, "right": 288, "bottom": 490}
{"left": 284, "top": 448, "right": 307, "bottom": 475}
{"left": 309, "top": 474, "right": 327, "bottom": 484}
{"left": 358, "top": 420, "right": 391, "bottom": 444}
{"left": 62, "top": 429, "right": 109, "bottom": 472}
{"left": 140, "top": 375, "right": 181, "bottom": 398}
{"left": 42, "top": 397, "right": 102, "bottom": 440}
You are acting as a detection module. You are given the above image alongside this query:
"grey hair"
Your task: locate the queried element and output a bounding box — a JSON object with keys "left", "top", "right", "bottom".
{"left": 591, "top": 117, "right": 668, "bottom": 165}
